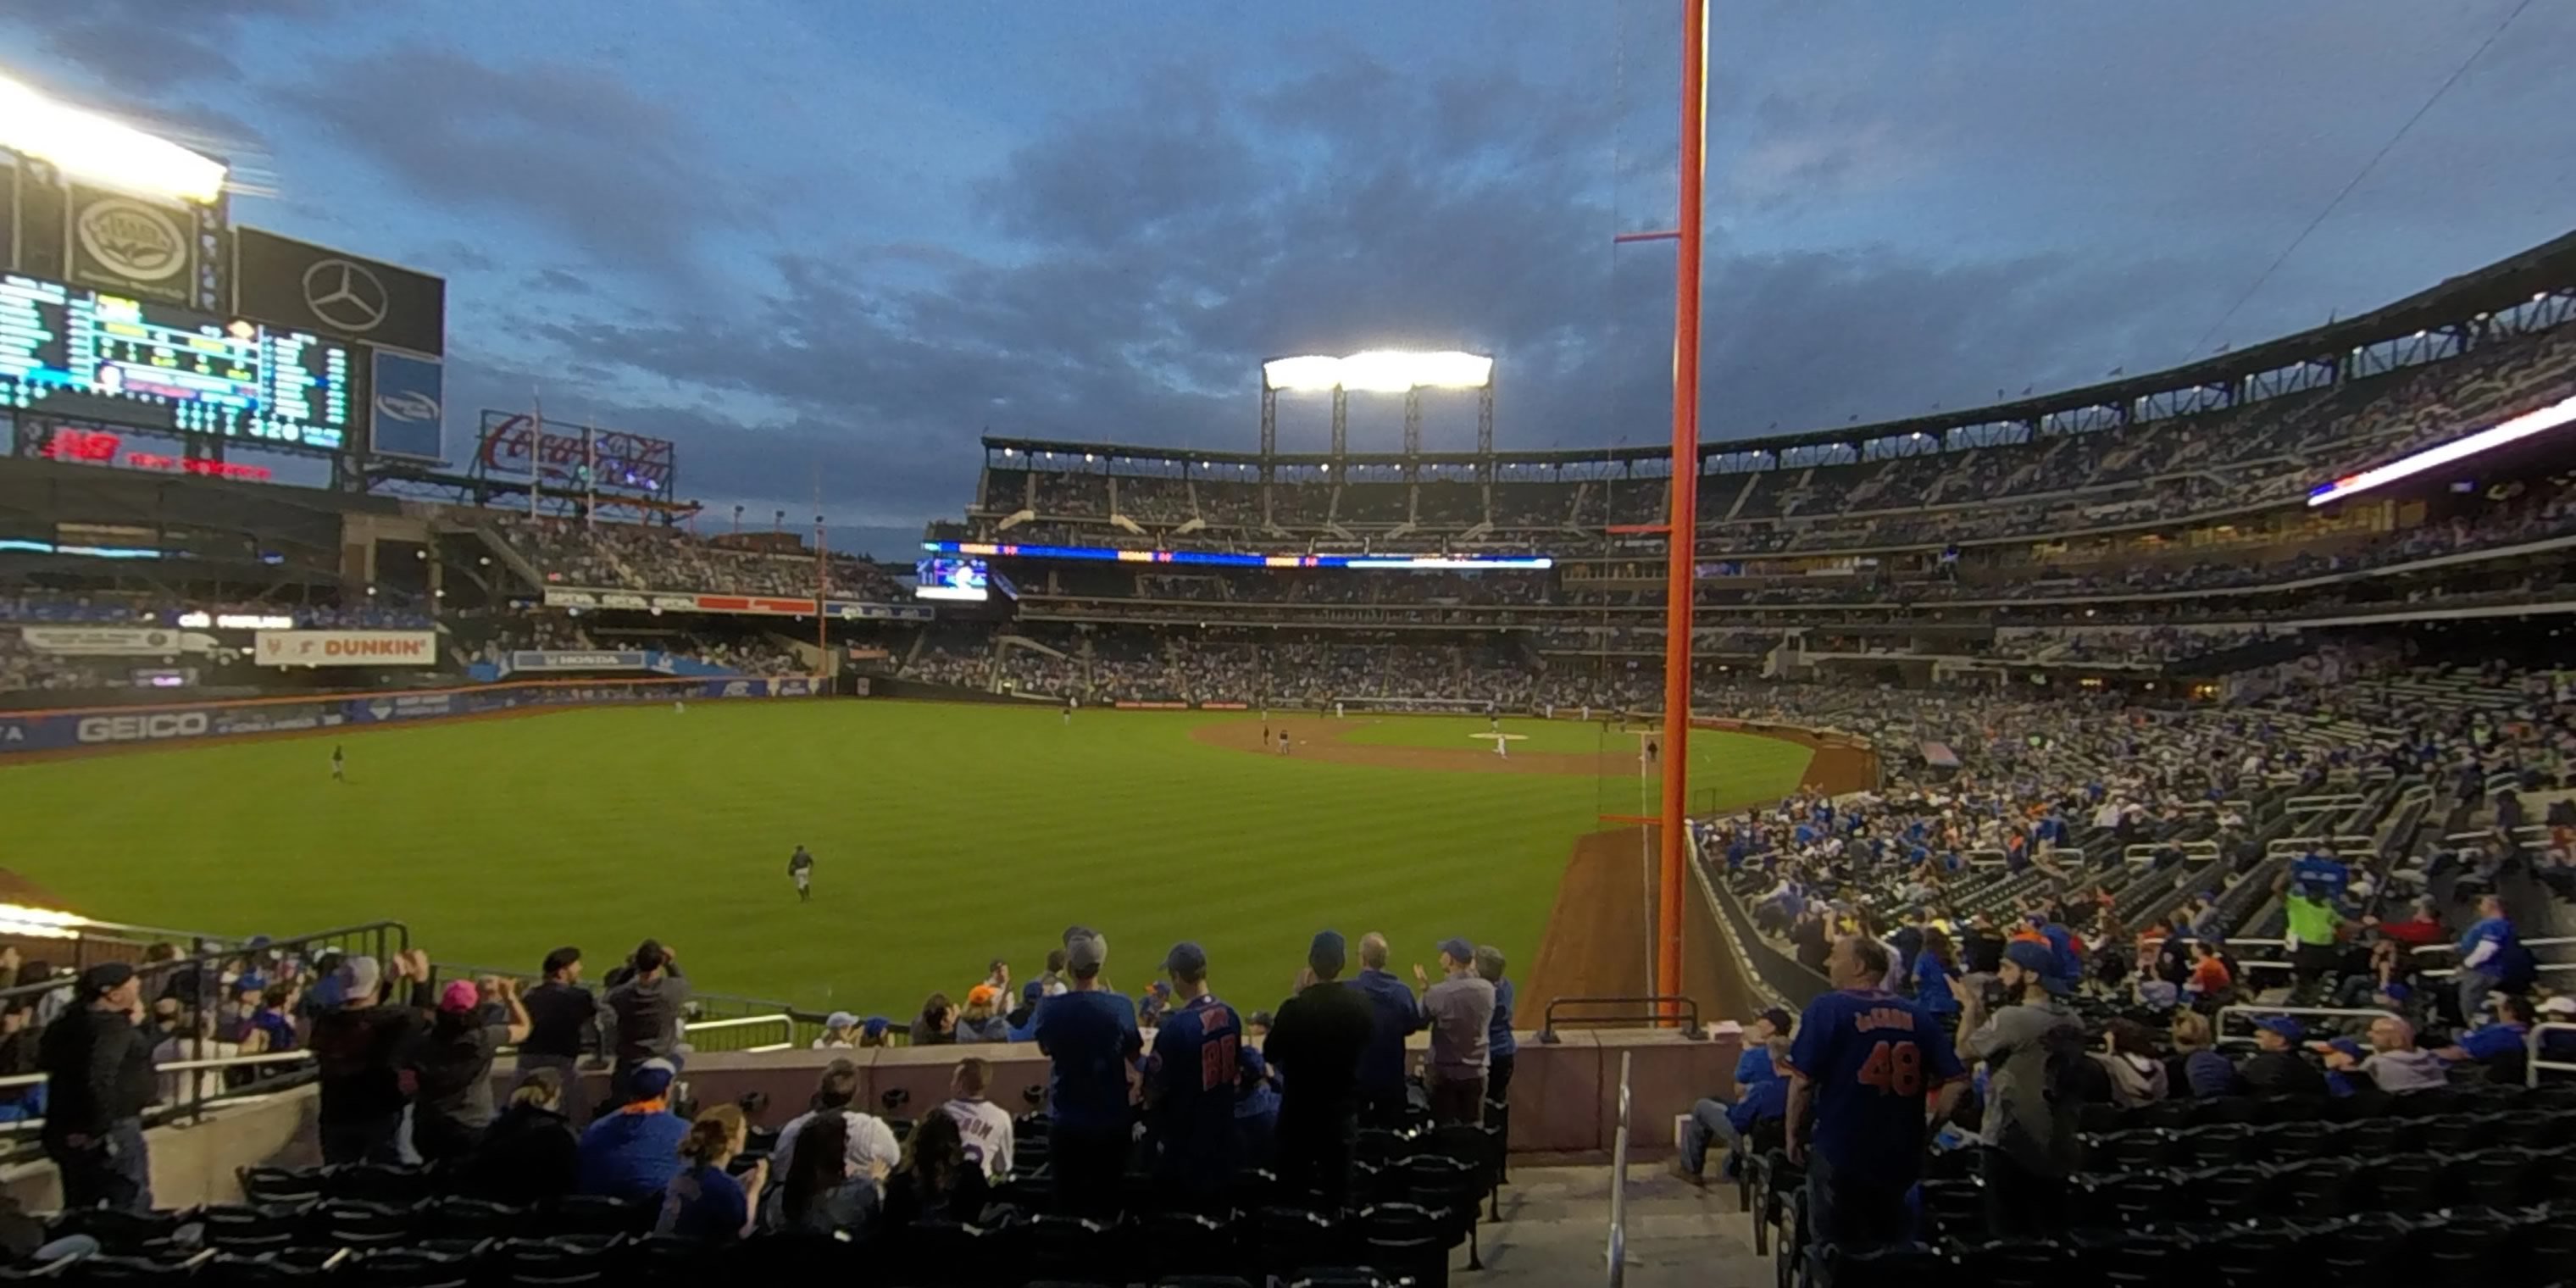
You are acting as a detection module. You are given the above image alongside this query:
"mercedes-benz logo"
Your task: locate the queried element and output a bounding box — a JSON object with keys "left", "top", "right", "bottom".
{"left": 302, "top": 258, "right": 390, "bottom": 333}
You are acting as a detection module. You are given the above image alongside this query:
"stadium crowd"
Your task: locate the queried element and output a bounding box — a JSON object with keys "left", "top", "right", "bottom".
{"left": 958, "top": 325, "right": 2576, "bottom": 571}
{"left": 0, "top": 590, "right": 432, "bottom": 630}
{"left": 490, "top": 518, "right": 901, "bottom": 602}
{"left": 30, "top": 923, "right": 1530, "bottom": 1263}
{"left": 1670, "top": 658, "right": 2576, "bottom": 1274}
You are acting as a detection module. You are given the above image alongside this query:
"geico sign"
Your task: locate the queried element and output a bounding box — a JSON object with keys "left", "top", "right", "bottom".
{"left": 76, "top": 712, "right": 211, "bottom": 744}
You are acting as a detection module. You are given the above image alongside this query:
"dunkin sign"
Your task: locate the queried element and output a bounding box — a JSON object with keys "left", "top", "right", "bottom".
{"left": 253, "top": 630, "right": 441, "bottom": 668}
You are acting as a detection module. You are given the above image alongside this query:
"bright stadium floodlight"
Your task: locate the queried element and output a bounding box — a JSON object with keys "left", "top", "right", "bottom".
{"left": 0, "top": 902, "right": 90, "bottom": 941}
{"left": 1263, "top": 350, "right": 1493, "bottom": 392}
{"left": 1262, "top": 354, "right": 1346, "bottom": 392}
{"left": 0, "top": 75, "right": 227, "bottom": 203}
{"left": 2307, "top": 392, "right": 2576, "bottom": 507}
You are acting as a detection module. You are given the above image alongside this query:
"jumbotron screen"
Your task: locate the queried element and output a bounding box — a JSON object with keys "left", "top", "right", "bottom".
{"left": 0, "top": 272, "right": 355, "bottom": 451}
{"left": 915, "top": 555, "right": 990, "bottom": 602}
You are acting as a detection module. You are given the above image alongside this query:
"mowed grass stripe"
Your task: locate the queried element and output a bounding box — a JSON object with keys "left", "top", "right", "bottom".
{"left": 3, "top": 702, "right": 1810, "bottom": 1012}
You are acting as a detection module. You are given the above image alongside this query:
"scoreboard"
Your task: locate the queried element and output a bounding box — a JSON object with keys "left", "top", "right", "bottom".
{"left": 0, "top": 271, "right": 356, "bottom": 451}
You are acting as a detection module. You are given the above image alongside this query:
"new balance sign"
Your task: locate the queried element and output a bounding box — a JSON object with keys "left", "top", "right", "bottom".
{"left": 254, "top": 630, "right": 440, "bottom": 668}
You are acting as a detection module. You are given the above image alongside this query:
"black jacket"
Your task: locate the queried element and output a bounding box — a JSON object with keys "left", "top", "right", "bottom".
{"left": 519, "top": 981, "right": 598, "bottom": 1061}
{"left": 38, "top": 1008, "right": 153, "bottom": 1139}
{"left": 1264, "top": 980, "right": 1375, "bottom": 1116}
{"left": 2238, "top": 1049, "right": 2327, "bottom": 1097}
{"left": 461, "top": 1103, "right": 581, "bottom": 1204}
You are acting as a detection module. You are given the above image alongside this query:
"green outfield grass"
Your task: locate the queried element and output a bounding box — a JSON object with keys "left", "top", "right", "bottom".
{"left": 2, "top": 702, "right": 1813, "bottom": 1014}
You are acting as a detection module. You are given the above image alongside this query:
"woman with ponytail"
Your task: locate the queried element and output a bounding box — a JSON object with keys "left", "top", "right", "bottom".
{"left": 653, "top": 1103, "right": 765, "bottom": 1242}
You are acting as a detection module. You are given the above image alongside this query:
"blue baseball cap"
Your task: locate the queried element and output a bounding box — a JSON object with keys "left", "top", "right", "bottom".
{"left": 2323, "top": 1036, "right": 2366, "bottom": 1060}
{"left": 1437, "top": 937, "right": 1476, "bottom": 964}
{"left": 861, "top": 1016, "right": 891, "bottom": 1039}
{"left": 2252, "top": 1015, "right": 2305, "bottom": 1042}
{"left": 1308, "top": 930, "right": 1347, "bottom": 978}
{"left": 1163, "top": 941, "right": 1208, "bottom": 979}
{"left": 629, "top": 1058, "right": 677, "bottom": 1097}
{"left": 2001, "top": 941, "right": 2056, "bottom": 975}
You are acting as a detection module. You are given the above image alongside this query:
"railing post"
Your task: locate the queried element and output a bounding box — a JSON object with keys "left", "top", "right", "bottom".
{"left": 1606, "top": 1050, "right": 1632, "bottom": 1288}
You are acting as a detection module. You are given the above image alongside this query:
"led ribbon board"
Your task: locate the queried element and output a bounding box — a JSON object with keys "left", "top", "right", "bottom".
{"left": 922, "top": 540, "right": 1552, "bottom": 569}
{"left": 2309, "top": 392, "right": 2576, "bottom": 508}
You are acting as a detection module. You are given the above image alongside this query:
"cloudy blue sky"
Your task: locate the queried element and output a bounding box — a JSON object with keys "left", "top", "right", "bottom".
{"left": 7, "top": 0, "right": 2571, "bottom": 555}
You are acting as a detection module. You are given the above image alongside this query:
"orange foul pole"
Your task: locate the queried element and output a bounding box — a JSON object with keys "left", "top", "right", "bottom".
{"left": 1656, "top": 0, "right": 1709, "bottom": 1018}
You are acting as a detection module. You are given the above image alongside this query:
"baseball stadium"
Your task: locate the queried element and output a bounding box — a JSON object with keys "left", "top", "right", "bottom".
{"left": 5, "top": 8, "right": 2576, "bottom": 1286}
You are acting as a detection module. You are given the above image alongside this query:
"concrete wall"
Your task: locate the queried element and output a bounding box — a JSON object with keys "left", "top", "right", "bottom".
{"left": 647, "top": 1027, "right": 1744, "bottom": 1161}
{"left": 0, "top": 1029, "right": 1750, "bottom": 1207}
{"left": 0, "top": 1088, "right": 320, "bottom": 1212}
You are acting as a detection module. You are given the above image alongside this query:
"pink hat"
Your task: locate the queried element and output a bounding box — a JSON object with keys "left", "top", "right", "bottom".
{"left": 438, "top": 980, "right": 481, "bottom": 1013}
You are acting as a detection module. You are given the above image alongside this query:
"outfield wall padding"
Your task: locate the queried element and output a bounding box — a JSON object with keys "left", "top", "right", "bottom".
{"left": 1691, "top": 853, "right": 1833, "bottom": 1012}
{"left": 0, "top": 675, "right": 821, "bottom": 760}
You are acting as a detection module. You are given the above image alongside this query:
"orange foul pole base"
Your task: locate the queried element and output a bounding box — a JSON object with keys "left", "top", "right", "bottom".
{"left": 1656, "top": 0, "right": 1709, "bottom": 1024}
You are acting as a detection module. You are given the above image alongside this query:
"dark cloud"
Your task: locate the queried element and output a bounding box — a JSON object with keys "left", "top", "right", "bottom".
{"left": 5, "top": 0, "right": 326, "bottom": 91}
{"left": 451, "top": 48, "right": 2247, "bottom": 539}
{"left": 269, "top": 42, "right": 743, "bottom": 271}
{"left": 14, "top": 3, "right": 2568, "bottom": 554}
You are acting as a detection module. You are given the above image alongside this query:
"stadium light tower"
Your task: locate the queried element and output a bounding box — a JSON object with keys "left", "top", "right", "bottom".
{"left": 1260, "top": 351, "right": 1496, "bottom": 470}
{"left": 0, "top": 75, "right": 227, "bottom": 203}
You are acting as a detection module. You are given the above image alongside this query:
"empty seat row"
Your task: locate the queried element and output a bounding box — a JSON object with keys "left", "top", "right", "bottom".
{"left": 1817, "top": 1204, "right": 2576, "bottom": 1288}
{"left": 2078, "top": 1079, "right": 2574, "bottom": 1135}
{"left": 2081, "top": 1107, "right": 2576, "bottom": 1170}
{"left": 18, "top": 1205, "right": 1462, "bottom": 1288}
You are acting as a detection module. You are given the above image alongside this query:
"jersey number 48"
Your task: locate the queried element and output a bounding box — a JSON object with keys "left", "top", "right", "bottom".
{"left": 1858, "top": 1041, "right": 1923, "bottom": 1096}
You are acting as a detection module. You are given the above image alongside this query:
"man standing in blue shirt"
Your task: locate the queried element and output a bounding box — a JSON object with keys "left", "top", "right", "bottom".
{"left": 1348, "top": 932, "right": 1423, "bottom": 1124}
{"left": 1785, "top": 936, "right": 1968, "bottom": 1257}
{"left": 1145, "top": 941, "right": 1241, "bottom": 1202}
{"left": 1035, "top": 930, "right": 1140, "bottom": 1214}
{"left": 2455, "top": 895, "right": 2529, "bottom": 1024}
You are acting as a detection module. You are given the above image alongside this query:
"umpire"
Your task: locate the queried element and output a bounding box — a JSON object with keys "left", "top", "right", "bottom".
{"left": 41, "top": 963, "right": 156, "bottom": 1212}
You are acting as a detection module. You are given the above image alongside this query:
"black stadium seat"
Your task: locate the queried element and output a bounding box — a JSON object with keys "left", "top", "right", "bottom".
{"left": 308, "top": 1198, "right": 414, "bottom": 1250}
{"left": 1252, "top": 1207, "right": 1346, "bottom": 1280}
{"left": 43, "top": 1208, "right": 182, "bottom": 1259}
{"left": 198, "top": 1204, "right": 306, "bottom": 1255}
{"left": 349, "top": 1246, "right": 475, "bottom": 1288}
{"left": 236, "top": 1168, "right": 326, "bottom": 1208}
{"left": 327, "top": 1163, "right": 436, "bottom": 1206}
{"left": 1140, "top": 1210, "right": 1237, "bottom": 1283}
{"left": 1355, "top": 1202, "right": 1450, "bottom": 1288}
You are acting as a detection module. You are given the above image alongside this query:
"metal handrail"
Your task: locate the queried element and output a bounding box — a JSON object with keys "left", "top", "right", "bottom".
{"left": 0, "top": 1050, "right": 319, "bottom": 1135}
{"left": 1539, "top": 996, "right": 1703, "bottom": 1043}
{"left": 1605, "top": 1050, "right": 1631, "bottom": 1288}
{"left": 2409, "top": 935, "right": 2576, "bottom": 958}
{"left": 2212, "top": 1004, "right": 2400, "bottom": 1047}
{"left": 0, "top": 1049, "right": 314, "bottom": 1091}
{"left": 680, "top": 1013, "right": 795, "bottom": 1053}
{"left": 2421, "top": 962, "right": 2576, "bottom": 980}
{"left": 0, "top": 920, "right": 412, "bottom": 1011}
